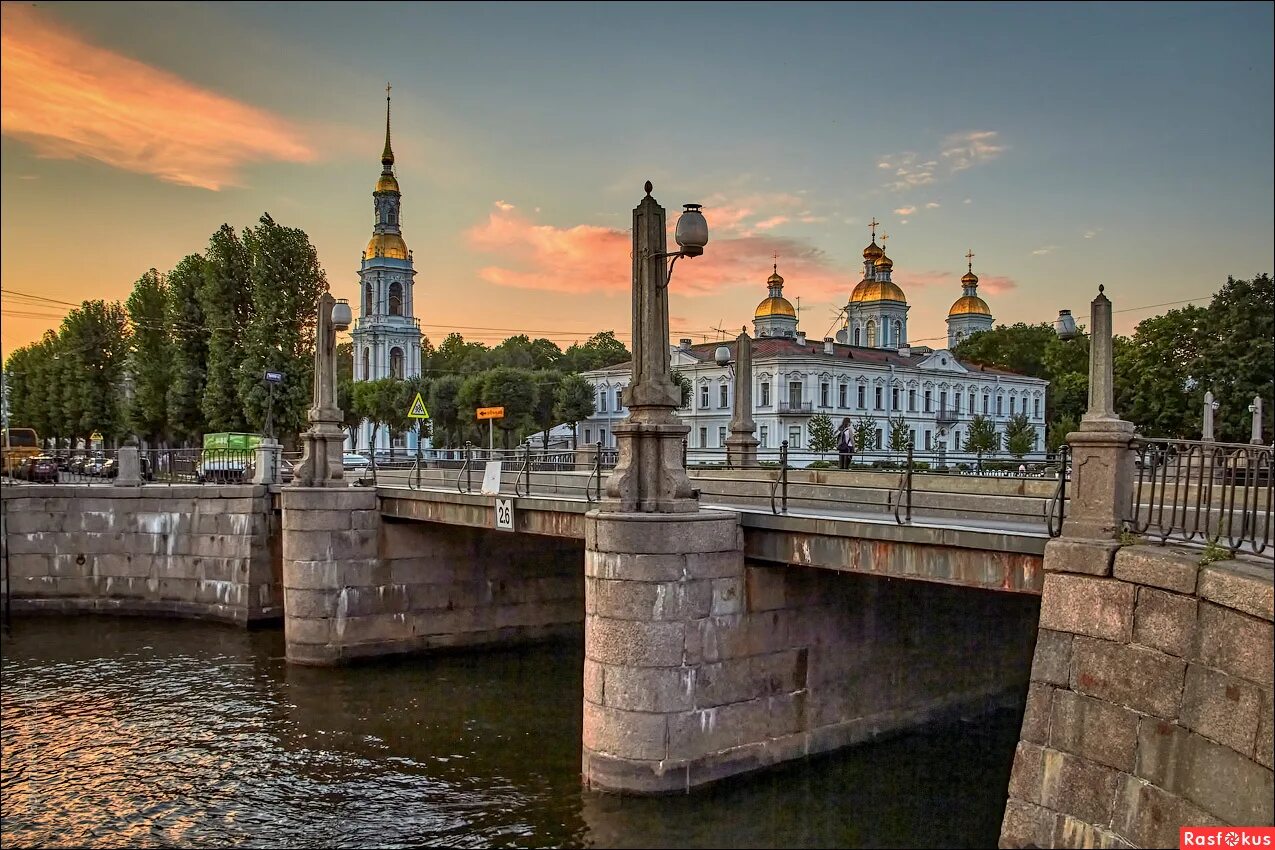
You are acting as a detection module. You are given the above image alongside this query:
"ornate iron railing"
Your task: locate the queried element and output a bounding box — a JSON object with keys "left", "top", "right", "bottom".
{"left": 1126, "top": 438, "right": 1272, "bottom": 555}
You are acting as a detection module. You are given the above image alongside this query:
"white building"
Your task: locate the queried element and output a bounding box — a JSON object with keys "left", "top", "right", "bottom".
{"left": 350, "top": 89, "right": 423, "bottom": 454}
{"left": 579, "top": 231, "right": 1048, "bottom": 466}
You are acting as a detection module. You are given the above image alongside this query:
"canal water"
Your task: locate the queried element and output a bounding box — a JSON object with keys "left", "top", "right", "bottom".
{"left": 2, "top": 617, "right": 1022, "bottom": 848}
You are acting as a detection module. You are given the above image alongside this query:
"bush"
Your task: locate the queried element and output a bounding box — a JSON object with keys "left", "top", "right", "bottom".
{"left": 807, "top": 460, "right": 837, "bottom": 469}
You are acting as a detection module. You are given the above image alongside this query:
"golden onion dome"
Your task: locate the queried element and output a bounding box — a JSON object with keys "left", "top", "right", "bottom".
{"left": 863, "top": 241, "right": 883, "bottom": 260}
{"left": 375, "top": 172, "right": 400, "bottom": 193}
{"left": 365, "top": 232, "right": 409, "bottom": 261}
{"left": 874, "top": 253, "right": 894, "bottom": 270}
{"left": 949, "top": 295, "right": 991, "bottom": 316}
{"left": 755, "top": 296, "right": 796, "bottom": 318}
{"left": 850, "top": 278, "right": 907, "bottom": 304}
{"left": 961, "top": 269, "right": 978, "bottom": 285}
{"left": 767, "top": 268, "right": 784, "bottom": 285}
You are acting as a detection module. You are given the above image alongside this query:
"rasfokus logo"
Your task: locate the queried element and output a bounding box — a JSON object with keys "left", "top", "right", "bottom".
{"left": 1181, "top": 827, "right": 1275, "bottom": 848}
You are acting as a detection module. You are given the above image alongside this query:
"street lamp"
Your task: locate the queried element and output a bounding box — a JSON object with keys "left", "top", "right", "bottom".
{"left": 292, "top": 293, "right": 352, "bottom": 487}
{"left": 1248, "top": 396, "right": 1264, "bottom": 445}
{"left": 601, "top": 183, "right": 709, "bottom": 513}
{"left": 1203, "top": 391, "right": 1219, "bottom": 442}
{"left": 715, "top": 328, "right": 759, "bottom": 468}
{"left": 1053, "top": 309, "right": 1078, "bottom": 342}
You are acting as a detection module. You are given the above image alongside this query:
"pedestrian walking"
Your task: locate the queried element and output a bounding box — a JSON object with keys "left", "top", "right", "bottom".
{"left": 836, "top": 418, "right": 854, "bottom": 470}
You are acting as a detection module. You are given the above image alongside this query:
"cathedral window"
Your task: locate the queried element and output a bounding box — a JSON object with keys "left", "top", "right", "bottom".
{"left": 365, "top": 284, "right": 374, "bottom": 315}
{"left": 866, "top": 321, "right": 877, "bottom": 348}
{"left": 893, "top": 321, "right": 902, "bottom": 345}
{"left": 390, "top": 347, "right": 404, "bottom": 379}
{"left": 389, "top": 281, "right": 403, "bottom": 316}
{"left": 853, "top": 327, "right": 861, "bottom": 346}
{"left": 387, "top": 209, "right": 397, "bottom": 226}
{"left": 362, "top": 348, "right": 370, "bottom": 380}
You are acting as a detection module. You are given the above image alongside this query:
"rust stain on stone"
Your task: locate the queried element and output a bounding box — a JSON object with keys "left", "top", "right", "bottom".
{"left": 1226, "top": 684, "right": 1241, "bottom": 701}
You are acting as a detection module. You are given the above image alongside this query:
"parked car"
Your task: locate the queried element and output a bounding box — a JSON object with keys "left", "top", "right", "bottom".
{"left": 20, "top": 455, "right": 59, "bottom": 483}
{"left": 196, "top": 452, "right": 250, "bottom": 483}
{"left": 342, "top": 452, "right": 370, "bottom": 475}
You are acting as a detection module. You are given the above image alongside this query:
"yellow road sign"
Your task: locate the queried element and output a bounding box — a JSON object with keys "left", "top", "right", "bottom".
{"left": 90, "top": 431, "right": 104, "bottom": 441}
{"left": 408, "top": 393, "right": 430, "bottom": 419}
{"left": 476, "top": 406, "right": 505, "bottom": 420}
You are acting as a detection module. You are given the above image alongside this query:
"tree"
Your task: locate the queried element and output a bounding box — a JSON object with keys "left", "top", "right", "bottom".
{"left": 964, "top": 414, "right": 999, "bottom": 469}
{"left": 125, "top": 269, "right": 171, "bottom": 445}
{"left": 428, "top": 374, "right": 465, "bottom": 448}
{"left": 671, "top": 370, "right": 692, "bottom": 408}
{"left": 351, "top": 378, "right": 410, "bottom": 468}
{"left": 166, "top": 254, "right": 209, "bottom": 445}
{"left": 555, "top": 374, "right": 595, "bottom": 450}
{"left": 200, "top": 224, "right": 253, "bottom": 432}
{"left": 481, "top": 366, "right": 539, "bottom": 448}
{"left": 237, "top": 214, "right": 328, "bottom": 443}
{"left": 1200, "top": 275, "right": 1273, "bottom": 443}
{"left": 434, "top": 332, "right": 490, "bottom": 375}
{"left": 561, "top": 331, "right": 630, "bottom": 372}
{"left": 59, "top": 300, "right": 131, "bottom": 444}
{"left": 490, "top": 335, "right": 562, "bottom": 371}
{"left": 852, "top": 415, "right": 877, "bottom": 452}
{"left": 1113, "top": 306, "right": 1207, "bottom": 439}
{"left": 1046, "top": 414, "right": 1078, "bottom": 453}
{"left": 1004, "top": 412, "right": 1035, "bottom": 459}
{"left": 531, "top": 369, "right": 563, "bottom": 450}
{"left": 888, "top": 414, "right": 911, "bottom": 455}
{"left": 808, "top": 413, "right": 835, "bottom": 457}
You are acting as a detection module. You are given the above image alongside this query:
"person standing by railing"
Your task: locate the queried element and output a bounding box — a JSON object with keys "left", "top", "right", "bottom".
{"left": 836, "top": 418, "right": 854, "bottom": 470}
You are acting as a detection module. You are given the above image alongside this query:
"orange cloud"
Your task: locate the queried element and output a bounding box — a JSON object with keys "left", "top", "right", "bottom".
{"left": 465, "top": 201, "right": 850, "bottom": 299}
{"left": 893, "top": 270, "right": 1018, "bottom": 296}
{"left": 0, "top": 5, "right": 315, "bottom": 190}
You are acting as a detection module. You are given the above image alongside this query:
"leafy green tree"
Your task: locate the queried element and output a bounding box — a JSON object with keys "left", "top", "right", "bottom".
{"left": 852, "top": 415, "right": 877, "bottom": 452}
{"left": 561, "top": 331, "right": 630, "bottom": 372}
{"left": 964, "top": 414, "right": 999, "bottom": 469}
{"left": 166, "top": 254, "right": 209, "bottom": 445}
{"left": 199, "top": 224, "right": 253, "bottom": 432}
{"left": 1200, "top": 275, "right": 1273, "bottom": 443}
{"left": 1004, "top": 412, "right": 1035, "bottom": 459}
{"left": 60, "top": 300, "right": 131, "bottom": 444}
{"left": 671, "top": 370, "right": 692, "bottom": 408}
{"left": 808, "top": 413, "right": 835, "bottom": 457}
{"left": 237, "top": 214, "right": 328, "bottom": 443}
{"left": 351, "top": 378, "right": 410, "bottom": 469}
{"left": 555, "top": 374, "right": 595, "bottom": 450}
{"left": 1113, "top": 306, "right": 1207, "bottom": 439}
{"left": 888, "top": 414, "right": 911, "bottom": 454}
{"left": 434, "top": 333, "right": 490, "bottom": 375}
{"left": 530, "top": 369, "right": 563, "bottom": 450}
{"left": 428, "top": 374, "right": 465, "bottom": 448}
{"left": 490, "top": 335, "right": 562, "bottom": 371}
{"left": 481, "top": 366, "right": 539, "bottom": 448}
{"left": 1047, "top": 414, "right": 1078, "bottom": 453}
{"left": 125, "top": 269, "right": 171, "bottom": 445}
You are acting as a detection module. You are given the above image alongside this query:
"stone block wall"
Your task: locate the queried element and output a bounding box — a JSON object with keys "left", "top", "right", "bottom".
{"left": 2, "top": 484, "right": 280, "bottom": 625}
{"left": 1002, "top": 544, "right": 1274, "bottom": 848}
{"left": 583, "top": 508, "right": 1041, "bottom": 793}
{"left": 282, "top": 487, "right": 584, "bottom": 664}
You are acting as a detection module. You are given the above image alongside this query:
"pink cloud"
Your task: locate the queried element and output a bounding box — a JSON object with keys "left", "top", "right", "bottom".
{"left": 464, "top": 201, "right": 850, "bottom": 300}
{"left": 753, "top": 215, "right": 790, "bottom": 231}
{"left": 891, "top": 270, "right": 1017, "bottom": 297}
{"left": 0, "top": 5, "right": 315, "bottom": 190}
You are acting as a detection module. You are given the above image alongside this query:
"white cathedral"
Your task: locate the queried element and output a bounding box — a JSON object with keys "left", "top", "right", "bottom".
{"left": 580, "top": 224, "right": 1046, "bottom": 464}
{"left": 349, "top": 89, "right": 423, "bottom": 454}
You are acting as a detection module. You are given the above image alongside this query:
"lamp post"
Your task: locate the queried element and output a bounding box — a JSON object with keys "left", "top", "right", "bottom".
{"left": 1249, "top": 396, "right": 1264, "bottom": 445}
{"left": 716, "top": 328, "right": 759, "bottom": 468}
{"left": 292, "top": 293, "right": 352, "bottom": 487}
{"left": 1203, "top": 391, "right": 1219, "bottom": 442}
{"left": 601, "top": 182, "right": 707, "bottom": 513}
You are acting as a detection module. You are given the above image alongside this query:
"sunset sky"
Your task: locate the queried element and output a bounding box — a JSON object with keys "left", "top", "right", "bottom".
{"left": 2, "top": 1, "right": 1272, "bottom": 357}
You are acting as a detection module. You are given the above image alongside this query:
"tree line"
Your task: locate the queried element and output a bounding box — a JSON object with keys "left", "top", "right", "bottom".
{"left": 951, "top": 275, "right": 1273, "bottom": 448}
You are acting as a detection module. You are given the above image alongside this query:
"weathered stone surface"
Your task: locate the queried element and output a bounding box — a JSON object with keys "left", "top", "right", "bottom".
{"left": 1181, "top": 663, "right": 1263, "bottom": 757}
{"left": 1111, "top": 774, "right": 1221, "bottom": 849}
{"left": 1039, "top": 573, "right": 1135, "bottom": 642}
{"left": 667, "top": 699, "right": 769, "bottom": 761}
{"left": 1008, "top": 741, "right": 1044, "bottom": 804}
{"left": 1258, "top": 688, "right": 1274, "bottom": 770}
{"left": 711, "top": 576, "right": 744, "bottom": 616}
{"left": 1136, "top": 718, "right": 1275, "bottom": 825}
{"left": 589, "top": 512, "right": 741, "bottom": 556}
{"left": 1050, "top": 690, "right": 1138, "bottom": 772}
{"left": 1030, "top": 628, "right": 1073, "bottom": 686}
{"left": 1133, "top": 586, "right": 1197, "bottom": 658}
{"left": 1043, "top": 537, "right": 1119, "bottom": 577}
{"left": 585, "top": 577, "right": 710, "bottom": 621}
{"left": 585, "top": 616, "right": 685, "bottom": 667}
{"left": 1050, "top": 814, "right": 1133, "bottom": 849}
{"left": 582, "top": 701, "right": 668, "bottom": 761}
{"left": 1114, "top": 545, "right": 1201, "bottom": 594}
{"left": 602, "top": 665, "right": 695, "bottom": 713}
{"left": 1195, "top": 601, "right": 1274, "bottom": 686}
{"left": 999, "top": 798, "right": 1056, "bottom": 849}
{"left": 744, "top": 566, "right": 787, "bottom": 611}
{"left": 1040, "top": 748, "right": 1120, "bottom": 826}
{"left": 1071, "top": 636, "right": 1186, "bottom": 718}
{"left": 1022, "top": 682, "right": 1053, "bottom": 745}
{"left": 1199, "top": 558, "right": 1275, "bottom": 621}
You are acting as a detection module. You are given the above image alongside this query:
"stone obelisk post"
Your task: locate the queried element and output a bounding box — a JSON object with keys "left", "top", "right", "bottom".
{"left": 724, "top": 328, "right": 760, "bottom": 468}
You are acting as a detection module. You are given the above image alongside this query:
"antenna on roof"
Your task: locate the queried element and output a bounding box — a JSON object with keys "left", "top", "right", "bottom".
{"left": 710, "top": 320, "right": 730, "bottom": 341}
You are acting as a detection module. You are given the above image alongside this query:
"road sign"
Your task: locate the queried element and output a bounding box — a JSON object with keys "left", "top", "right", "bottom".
{"left": 494, "top": 497, "right": 514, "bottom": 531}
{"left": 90, "top": 431, "right": 103, "bottom": 442}
{"left": 476, "top": 406, "right": 505, "bottom": 420}
{"left": 408, "top": 393, "right": 430, "bottom": 419}
{"left": 264, "top": 370, "right": 284, "bottom": 384}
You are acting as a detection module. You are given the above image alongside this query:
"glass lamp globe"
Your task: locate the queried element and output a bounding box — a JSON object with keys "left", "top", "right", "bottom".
{"left": 332, "top": 299, "right": 353, "bottom": 331}
{"left": 675, "top": 204, "right": 708, "bottom": 257}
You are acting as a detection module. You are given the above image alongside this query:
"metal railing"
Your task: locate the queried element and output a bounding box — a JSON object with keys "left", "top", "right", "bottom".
{"left": 2, "top": 448, "right": 270, "bottom": 486}
{"left": 1046, "top": 445, "right": 1070, "bottom": 538}
{"left": 1126, "top": 438, "right": 1273, "bottom": 555}
{"left": 584, "top": 442, "right": 606, "bottom": 504}
{"left": 778, "top": 401, "right": 813, "bottom": 414}
{"left": 770, "top": 441, "right": 789, "bottom": 515}
{"left": 893, "top": 442, "right": 914, "bottom": 524}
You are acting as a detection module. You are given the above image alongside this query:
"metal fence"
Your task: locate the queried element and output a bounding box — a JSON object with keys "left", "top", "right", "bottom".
{"left": 3, "top": 448, "right": 266, "bottom": 486}
{"left": 1126, "top": 438, "right": 1272, "bottom": 555}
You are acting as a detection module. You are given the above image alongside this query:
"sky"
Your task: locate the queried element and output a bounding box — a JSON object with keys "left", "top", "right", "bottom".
{"left": 2, "top": 1, "right": 1272, "bottom": 358}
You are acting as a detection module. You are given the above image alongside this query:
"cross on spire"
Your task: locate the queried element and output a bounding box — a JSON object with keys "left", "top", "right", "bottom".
{"left": 880, "top": 232, "right": 889, "bottom": 250}
{"left": 869, "top": 217, "right": 880, "bottom": 240}
{"left": 965, "top": 249, "right": 975, "bottom": 272}
{"left": 381, "top": 83, "right": 395, "bottom": 168}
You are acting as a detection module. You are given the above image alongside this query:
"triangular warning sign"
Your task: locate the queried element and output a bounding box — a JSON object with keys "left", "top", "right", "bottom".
{"left": 408, "top": 393, "right": 430, "bottom": 419}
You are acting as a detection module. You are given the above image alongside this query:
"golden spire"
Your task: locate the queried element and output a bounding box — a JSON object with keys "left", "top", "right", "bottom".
{"left": 962, "top": 249, "right": 979, "bottom": 285}
{"left": 965, "top": 248, "right": 975, "bottom": 274}
{"left": 381, "top": 83, "right": 394, "bottom": 170}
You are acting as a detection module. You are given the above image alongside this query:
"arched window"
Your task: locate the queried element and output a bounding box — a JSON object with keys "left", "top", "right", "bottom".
{"left": 853, "top": 327, "right": 861, "bottom": 346}
{"left": 388, "top": 281, "right": 403, "bottom": 316}
{"left": 365, "top": 283, "right": 373, "bottom": 316}
{"left": 893, "top": 321, "right": 902, "bottom": 345}
{"left": 387, "top": 209, "right": 397, "bottom": 226}
{"left": 866, "top": 320, "right": 877, "bottom": 348}
{"left": 362, "top": 347, "right": 370, "bottom": 380}
{"left": 390, "top": 347, "right": 404, "bottom": 379}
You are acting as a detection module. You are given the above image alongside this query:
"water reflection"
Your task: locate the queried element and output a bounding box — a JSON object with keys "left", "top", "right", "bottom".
{"left": 2, "top": 617, "right": 1019, "bottom": 848}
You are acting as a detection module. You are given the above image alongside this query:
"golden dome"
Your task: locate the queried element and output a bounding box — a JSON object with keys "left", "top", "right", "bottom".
{"left": 874, "top": 253, "right": 894, "bottom": 270}
{"left": 949, "top": 295, "right": 991, "bottom": 316}
{"left": 375, "top": 172, "right": 400, "bottom": 193}
{"left": 961, "top": 270, "right": 978, "bottom": 285}
{"left": 850, "top": 278, "right": 907, "bottom": 303}
{"left": 755, "top": 296, "right": 796, "bottom": 318}
{"left": 767, "top": 268, "right": 784, "bottom": 285}
{"left": 863, "top": 241, "right": 883, "bottom": 260}
{"left": 365, "top": 232, "right": 409, "bottom": 261}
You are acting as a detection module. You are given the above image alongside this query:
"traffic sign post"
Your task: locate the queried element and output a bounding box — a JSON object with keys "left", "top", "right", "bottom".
{"left": 476, "top": 407, "right": 504, "bottom": 452}
{"left": 263, "top": 371, "right": 284, "bottom": 440}
{"left": 406, "top": 393, "right": 430, "bottom": 482}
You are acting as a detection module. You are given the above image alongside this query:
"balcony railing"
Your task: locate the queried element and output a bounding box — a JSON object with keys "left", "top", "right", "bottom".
{"left": 778, "top": 401, "right": 813, "bottom": 414}
{"left": 936, "top": 406, "right": 959, "bottom": 425}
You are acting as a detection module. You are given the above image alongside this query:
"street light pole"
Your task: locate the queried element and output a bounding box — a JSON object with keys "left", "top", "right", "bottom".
{"left": 721, "top": 327, "right": 759, "bottom": 468}
{"left": 292, "top": 294, "right": 352, "bottom": 487}
{"left": 601, "top": 182, "right": 707, "bottom": 513}
{"left": 1203, "top": 391, "right": 1218, "bottom": 442}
